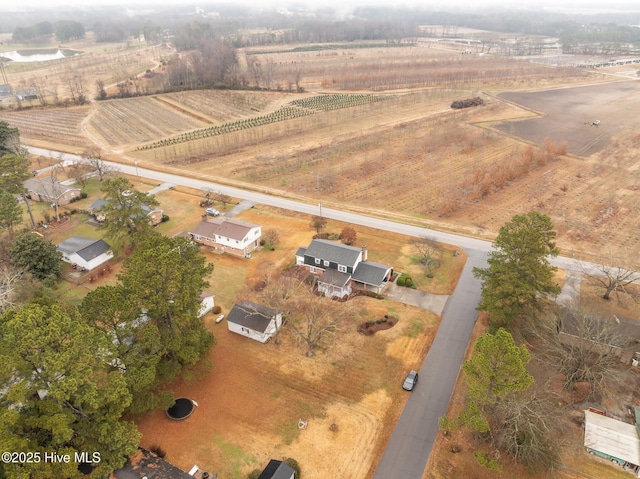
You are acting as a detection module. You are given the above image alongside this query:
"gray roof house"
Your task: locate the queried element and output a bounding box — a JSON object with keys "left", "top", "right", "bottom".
{"left": 295, "top": 239, "right": 393, "bottom": 298}
{"left": 226, "top": 300, "right": 282, "bottom": 343}
{"left": 57, "top": 236, "right": 113, "bottom": 271}
{"left": 24, "top": 177, "right": 81, "bottom": 206}
{"left": 258, "top": 459, "right": 295, "bottom": 479}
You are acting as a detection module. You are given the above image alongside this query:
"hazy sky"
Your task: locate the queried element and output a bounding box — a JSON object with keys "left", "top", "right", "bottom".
{"left": 5, "top": 0, "right": 640, "bottom": 11}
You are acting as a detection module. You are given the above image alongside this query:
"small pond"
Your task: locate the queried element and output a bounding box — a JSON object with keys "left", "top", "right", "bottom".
{"left": 0, "top": 48, "right": 82, "bottom": 63}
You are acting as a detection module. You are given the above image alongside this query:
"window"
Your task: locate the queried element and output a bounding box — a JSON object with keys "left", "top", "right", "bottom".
{"left": 195, "top": 235, "right": 201, "bottom": 241}
{"left": 324, "top": 260, "right": 330, "bottom": 267}
{"left": 338, "top": 264, "right": 347, "bottom": 273}
{"left": 309, "top": 266, "right": 316, "bottom": 274}
{"left": 315, "top": 258, "right": 321, "bottom": 265}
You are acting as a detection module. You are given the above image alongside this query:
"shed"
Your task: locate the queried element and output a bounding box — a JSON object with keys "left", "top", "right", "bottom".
{"left": 198, "top": 292, "right": 215, "bottom": 318}
{"left": 226, "top": 300, "right": 282, "bottom": 343}
{"left": 258, "top": 459, "right": 295, "bottom": 479}
{"left": 584, "top": 409, "right": 640, "bottom": 470}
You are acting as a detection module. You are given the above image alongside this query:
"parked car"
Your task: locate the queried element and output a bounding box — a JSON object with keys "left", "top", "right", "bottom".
{"left": 205, "top": 208, "right": 220, "bottom": 217}
{"left": 402, "top": 370, "right": 419, "bottom": 391}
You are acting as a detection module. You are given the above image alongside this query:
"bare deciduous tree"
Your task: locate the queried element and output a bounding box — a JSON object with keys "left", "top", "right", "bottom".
{"left": 262, "top": 228, "right": 280, "bottom": 249}
{"left": 261, "top": 274, "right": 352, "bottom": 355}
{"left": 535, "top": 306, "right": 628, "bottom": 399}
{"left": 0, "top": 265, "right": 24, "bottom": 314}
{"left": 411, "top": 235, "right": 443, "bottom": 277}
{"left": 581, "top": 260, "right": 640, "bottom": 302}
{"left": 213, "top": 191, "right": 232, "bottom": 209}
{"left": 310, "top": 215, "right": 327, "bottom": 236}
{"left": 68, "top": 159, "right": 90, "bottom": 188}
{"left": 83, "top": 147, "right": 111, "bottom": 181}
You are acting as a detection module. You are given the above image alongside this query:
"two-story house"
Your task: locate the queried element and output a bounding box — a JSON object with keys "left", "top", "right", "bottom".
{"left": 295, "top": 239, "right": 393, "bottom": 298}
{"left": 189, "top": 218, "right": 261, "bottom": 258}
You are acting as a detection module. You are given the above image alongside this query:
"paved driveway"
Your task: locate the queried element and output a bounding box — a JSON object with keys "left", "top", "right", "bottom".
{"left": 384, "top": 282, "right": 449, "bottom": 316}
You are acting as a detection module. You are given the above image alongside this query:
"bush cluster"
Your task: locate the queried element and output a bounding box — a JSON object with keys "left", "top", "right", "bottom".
{"left": 450, "top": 97, "right": 484, "bottom": 109}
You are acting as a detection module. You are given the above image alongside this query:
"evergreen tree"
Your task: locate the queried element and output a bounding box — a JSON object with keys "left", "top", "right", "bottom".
{"left": 99, "top": 178, "right": 159, "bottom": 242}
{"left": 0, "top": 300, "right": 139, "bottom": 478}
{"left": 10, "top": 233, "right": 62, "bottom": 282}
{"left": 473, "top": 211, "right": 560, "bottom": 330}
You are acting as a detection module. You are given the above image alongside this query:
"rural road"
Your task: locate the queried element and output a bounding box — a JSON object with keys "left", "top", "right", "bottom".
{"left": 28, "top": 146, "right": 588, "bottom": 479}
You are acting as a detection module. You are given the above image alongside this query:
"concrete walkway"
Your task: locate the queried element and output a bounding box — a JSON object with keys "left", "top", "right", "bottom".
{"left": 384, "top": 282, "right": 449, "bottom": 316}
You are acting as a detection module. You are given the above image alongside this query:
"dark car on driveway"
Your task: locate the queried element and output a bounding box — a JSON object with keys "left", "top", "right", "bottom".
{"left": 402, "top": 370, "right": 418, "bottom": 391}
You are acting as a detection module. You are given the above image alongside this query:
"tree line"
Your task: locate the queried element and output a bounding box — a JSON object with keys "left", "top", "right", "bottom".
{"left": 0, "top": 125, "right": 215, "bottom": 478}
{"left": 440, "top": 211, "right": 635, "bottom": 473}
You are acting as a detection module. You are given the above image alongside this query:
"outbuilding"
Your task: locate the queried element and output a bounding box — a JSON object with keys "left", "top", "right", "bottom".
{"left": 584, "top": 409, "right": 640, "bottom": 476}
{"left": 226, "top": 301, "right": 282, "bottom": 343}
{"left": 56, "top": 236, "right": 113, "bottom": 271}
{"left": 258, "top": 459, "right": 295, "bottom": 479}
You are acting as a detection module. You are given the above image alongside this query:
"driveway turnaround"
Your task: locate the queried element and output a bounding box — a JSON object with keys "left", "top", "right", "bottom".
{"left": 384, "top": 282, "right": 449, "bottom": 316}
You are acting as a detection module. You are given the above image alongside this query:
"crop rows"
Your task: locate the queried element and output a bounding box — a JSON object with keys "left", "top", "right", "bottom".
{"left": 90, "top": 97, "right": 203, "bottom": 146}
{"left": 0, "top": 107, "right": 89, "bottom": 146}
{"left": 138, "top": 94, "right": 392, "bottom": 151}
{"left": 164, "top": 90, "right": 287, "bottom": 122}
{"left": 289, "top": 93, "right": 385, "bottom": 111}
{"left": 138, "top": 105, "right": 314, "bottom": 150}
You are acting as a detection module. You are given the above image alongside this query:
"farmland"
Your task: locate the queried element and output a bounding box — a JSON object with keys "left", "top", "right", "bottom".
{"left": 4, "top": 26, "right": 640, "bottom": 479}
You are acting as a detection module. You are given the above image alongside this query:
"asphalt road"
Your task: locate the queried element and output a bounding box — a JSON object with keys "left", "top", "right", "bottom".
{"left": 28, "top": 146, "right": 590, "bottom": 479}
{"left": 372, "top": 249, "right": 487, "bottom": 479}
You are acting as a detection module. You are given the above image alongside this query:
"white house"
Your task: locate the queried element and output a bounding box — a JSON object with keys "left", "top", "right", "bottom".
{"left": 56, "top": 236, "right": 113, "bottom": 271}
{"left": 189, "top": 218, "right": 261, "bottom": 258}
{"left": 198, "top": 292, "right": 215, "bottom": 318}
{"left": 226, "top": 301, "right": 282, "bottom": 343}
{"left": 295, "top": 239, "right": 393, "bottom": 298}
{"left": 257, "top": 459, "right": 295, "bottom": 479}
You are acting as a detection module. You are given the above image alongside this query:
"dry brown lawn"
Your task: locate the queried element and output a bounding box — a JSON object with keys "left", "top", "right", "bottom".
{"left": 7, "top": 36, "right": 640, "bottom": 479}
{"left": 132, "top": 206, "right": 448, "bottom": 479}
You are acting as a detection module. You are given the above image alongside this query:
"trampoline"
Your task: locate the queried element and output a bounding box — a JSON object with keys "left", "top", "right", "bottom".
{"left": 166, "top": 398, "right": 195, "bottom": 420}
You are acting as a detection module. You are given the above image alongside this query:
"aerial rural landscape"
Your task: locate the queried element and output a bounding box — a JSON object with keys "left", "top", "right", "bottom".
{"left": 1, "top": 1, "right": 640, "bottom": 479}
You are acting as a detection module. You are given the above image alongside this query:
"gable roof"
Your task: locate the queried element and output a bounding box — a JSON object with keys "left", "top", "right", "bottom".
{"left": 191, "top": 218, "right": 259, "bottom": 241}
{"left": 24, "top": 177, "right": 80, "bottom": 199}
{"left": 258, "top": 460, "right": 295, "bottom": 479}
{"left": 111, "top": 447, "right": 193, "bottom": 479}
{"left": 76, "top": 239, "right": 111, "bottom": 261}
{"left": 57, "top": 236, "right": 96, "bottom": 254}
{"left": 584, "top": 409, "right": 640, "bottom": 465}
{"left": 304, "top": 239, "right": 362, "bottom": 267}
{"left": 352, "top": 261, "right": 392, "bottom": 287}
{"left": 227, "top": 300, "right": 278, "bottom": 332}
{"left": 57, "top": 236, "right": 112, "bottom": 261}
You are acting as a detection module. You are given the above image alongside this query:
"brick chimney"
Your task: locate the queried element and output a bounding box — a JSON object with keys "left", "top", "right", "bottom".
{"left": 361, "top": 244, "right": 367, "bottom": 262}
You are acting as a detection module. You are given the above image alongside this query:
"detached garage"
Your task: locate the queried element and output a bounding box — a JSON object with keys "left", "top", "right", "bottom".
{"left": 226, "top": 300, "right": 282, "bottom": 343}
{"left": 57, "top": 236, "right": 113, "bottom": 271}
